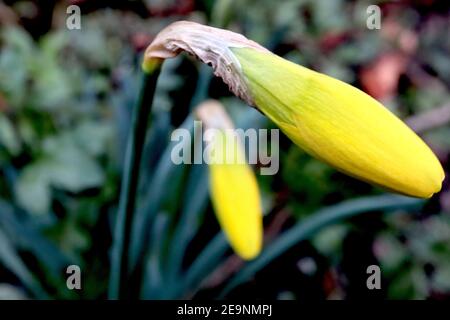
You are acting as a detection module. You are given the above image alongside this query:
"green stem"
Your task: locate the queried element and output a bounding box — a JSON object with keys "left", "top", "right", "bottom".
{"left": 109, "top": 65, "right": 162, "bottom": 299}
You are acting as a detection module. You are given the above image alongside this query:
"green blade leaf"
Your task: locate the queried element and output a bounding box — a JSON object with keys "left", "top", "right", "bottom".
{"left": 220, "top": 194, "right": 424, "bottom": 297}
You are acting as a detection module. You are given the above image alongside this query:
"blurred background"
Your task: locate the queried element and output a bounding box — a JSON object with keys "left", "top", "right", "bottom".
{"left": 0, "top": 0, "right": 449, "bottom": 300}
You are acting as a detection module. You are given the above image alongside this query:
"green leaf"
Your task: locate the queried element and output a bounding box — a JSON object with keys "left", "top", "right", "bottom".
{"left": 388, "top": 266, "right": 428, "bottom": 299}
{"left": 220, "top": 194, "right": 424, "bottom": 297}
{"left": 128, "top": 116, "right": 194, "bottom": 272}
{"left": 0, "top": 199, "right": 71, "bottom": 273}
{"left": 0, "top": 284, "right": 28, "bottom": 300}
{"left": 14, "top": 161, "right": 51, "bottom": 215}
{"left": 15, "top": 133, "right": 105, "bottom": 214}
{"left": 432, "top": 263, "right": 450, "bottom": 293}
{"left": 39, "top": 31, "right": 68, "bottom": 60}
{"left": 312, "top": 224, "right": 348, "bottom": 259}
{"left": 181, "top": 233, "right": 228, "bottom": 298}
{"left": 72, "top": 120, "right": 113, "bottom": 157}
{"left": 0, "top": 43, "right": 28, "bottom": 107}
{"left": 1, "top": 27, "right": 34, "bottom": 60}
{"left": 0, "top": 228, "right": 48, "bottom": 298}
{"left": 31, "top": 63, "right": 72, "bottom": 110}
{"left": 0, "top": 114, "right": 21, "bottom": 156}
{"left": 375, "top": 233, "right": 408, "bottom": 276}
{"left": 42, "top": 134, "right": 104, "bottom": 192}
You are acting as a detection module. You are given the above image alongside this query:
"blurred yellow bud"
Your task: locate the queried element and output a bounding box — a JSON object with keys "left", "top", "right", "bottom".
{"left": 197, "top": 101, "right": 262, "bottom": 260}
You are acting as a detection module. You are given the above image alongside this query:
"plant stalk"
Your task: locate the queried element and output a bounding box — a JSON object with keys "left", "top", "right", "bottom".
{"left": 109, "top": 64, "right": 162, "bottom": 299}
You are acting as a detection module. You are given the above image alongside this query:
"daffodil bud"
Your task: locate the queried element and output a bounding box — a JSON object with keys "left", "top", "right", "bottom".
{"left": 196, "top": 100, "right": 262, "bottom": 260}
{"left": 144, "top": 21, "right": 445, "bottom": 198}
{"left": 232, "top": 48, "right": 444, "bottom": 198}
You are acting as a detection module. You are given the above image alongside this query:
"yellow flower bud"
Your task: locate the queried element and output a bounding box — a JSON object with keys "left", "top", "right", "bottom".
{"left": 197, "top": 101, "right": 262, "bottom": 260}
{"left": 232, "top": 47, "right": 444, "bottom": 198}
{"left": 208, "top": 131, "right": 262, "bottom": 259}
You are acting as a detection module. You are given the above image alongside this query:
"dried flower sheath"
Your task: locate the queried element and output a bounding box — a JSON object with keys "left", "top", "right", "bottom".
{"left": 143, "top": 21, "right": 268, "bottom": 106}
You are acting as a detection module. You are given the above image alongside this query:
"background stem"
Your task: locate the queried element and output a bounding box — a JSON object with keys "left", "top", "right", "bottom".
{"left": 109, "top": 66, "right": 162, "bottom": 299}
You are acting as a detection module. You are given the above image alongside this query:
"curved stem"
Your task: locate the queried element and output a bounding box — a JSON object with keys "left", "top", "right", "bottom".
{"left": 109, "top": 65, "right": 162, "bottom": 299}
